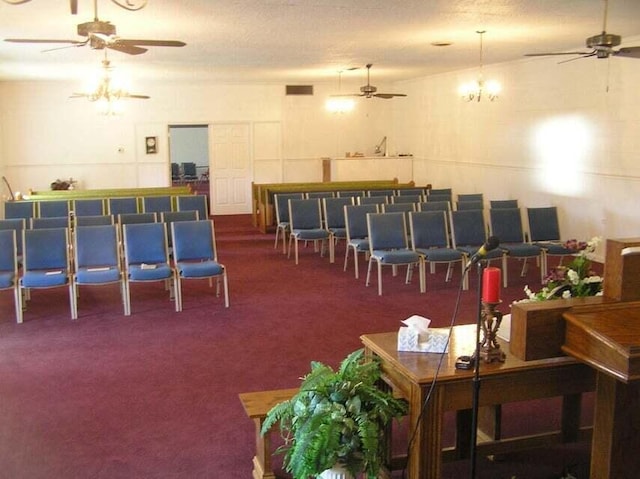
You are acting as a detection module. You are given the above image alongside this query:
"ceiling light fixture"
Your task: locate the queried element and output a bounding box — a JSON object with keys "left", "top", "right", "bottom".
{"left": 326, "top": 71, "right": 355, "bottom": 113}
{"left": 70, "top": 53, "right": 149, "bottom": 115}
{"left": 459, "top": 30, "right": 501, "bottom": 102}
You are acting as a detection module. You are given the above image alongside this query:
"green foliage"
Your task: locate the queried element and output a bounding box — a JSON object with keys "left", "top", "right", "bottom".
{"left": 261, "top": 349, "right": 407, "bottom": 479}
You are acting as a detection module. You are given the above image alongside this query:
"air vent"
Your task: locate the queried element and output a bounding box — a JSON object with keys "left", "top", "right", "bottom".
{"left": 286, "top": 85, "right": 314, "bottom": 95}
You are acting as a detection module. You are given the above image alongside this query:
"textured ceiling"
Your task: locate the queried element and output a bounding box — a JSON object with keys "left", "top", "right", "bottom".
{"left": 1, "top": 0, "right": 640, "bottom": 84}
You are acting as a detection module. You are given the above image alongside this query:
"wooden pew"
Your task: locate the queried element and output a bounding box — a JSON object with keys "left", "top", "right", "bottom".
{"left": 253, "top": 180, "right": 421, "bottom": 233}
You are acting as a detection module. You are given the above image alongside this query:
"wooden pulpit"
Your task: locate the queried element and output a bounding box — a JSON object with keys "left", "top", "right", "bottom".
{"left": 562, "top": 238, "right": 640, "bottom": 479}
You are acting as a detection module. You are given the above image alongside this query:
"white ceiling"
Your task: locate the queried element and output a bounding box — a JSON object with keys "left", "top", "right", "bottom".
{"left": 1, "top": 0, "right": 640, "bottom": 85}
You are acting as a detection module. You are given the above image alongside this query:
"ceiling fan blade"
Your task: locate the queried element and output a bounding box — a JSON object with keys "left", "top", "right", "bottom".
{"left": 557, "top": 52, "right": 597, "bottom": 64}
{"left": 42, "top": 41, "right": 89, "bottom": 53}
{"left": 524, "top": 51, "right": 593, "bottom": 57}
{"left": 70, "top": 0, "right": 78, "bottom": 14}
{"left": 126, "top": 94, "right": 151, "bottom": 99}
{"left": 374, "top": 93, "right": 407, "bottom": 99}
{"left": 614, "top": 46, "right": 640, "bottom": 58}
{"left": 107, "top": 43, "right": 147, "bottom": 55}
{"left": 4, "top": 38, "right": 86, "bottom": 45}
{"left": 329, "top": 93, "right": 363, "bottom": 98}
{"left": 117, "top": 39, "right": 186, "bottom": 47}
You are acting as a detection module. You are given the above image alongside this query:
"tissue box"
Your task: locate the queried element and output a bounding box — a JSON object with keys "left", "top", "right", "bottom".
{"left": 421, "top": 328, "right": 450, "bottom": 353}
{"left": 397, "top": 327, "right": 450, "bottom": 353}
{"left": 397, "top": 326, "right": 420, "bottom": 352}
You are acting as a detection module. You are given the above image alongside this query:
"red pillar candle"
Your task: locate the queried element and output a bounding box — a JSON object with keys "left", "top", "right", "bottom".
{"left": 482, "top": 267, "right": 501, "bottom": 303}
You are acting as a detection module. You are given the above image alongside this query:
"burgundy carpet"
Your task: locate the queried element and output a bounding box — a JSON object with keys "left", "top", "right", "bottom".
{"left": 0, "top": 215, "right": 592, "bottom": 478}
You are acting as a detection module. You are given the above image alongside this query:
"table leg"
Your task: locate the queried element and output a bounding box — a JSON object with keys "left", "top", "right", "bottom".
{"left": 407, "top": 384, "right": 444, "bottom": 479}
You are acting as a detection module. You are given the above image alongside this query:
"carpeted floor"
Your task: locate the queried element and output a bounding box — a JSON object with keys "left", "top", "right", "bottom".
{"left": 0, "top": 214, "right": 593, "bottom": 478}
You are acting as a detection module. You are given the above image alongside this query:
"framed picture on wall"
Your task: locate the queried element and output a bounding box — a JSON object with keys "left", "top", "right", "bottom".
{"left": 145, "top": 136, "right": 158, "bottom": 154}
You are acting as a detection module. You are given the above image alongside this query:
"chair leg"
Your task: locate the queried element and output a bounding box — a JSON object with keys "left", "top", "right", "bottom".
{"left": 344, "top": 246, "right": 350, "bottom": 273}
{"left": 377, "top": 262, "right": 383, "bottom": 296}
{"left": 173, "top": 277, "right": 182, "bottom": 312}
{"left": 69, "top": 282, "right": 78, "bottom": 320}
{"left": 419, "top": 259, "right": 426, "bottom": 293}
{"left": 328, "top": 235, "right": 335, "bottom": 264}
{"left": 365, "top": 257, "right": 373, "bottom": 287}
{"left": 14, "top": 286, "right": 22, "bottom": 324}
{"left": 222, "top": 272, "right": 230, "bottom": 308}
{"left": 502, "top": 255, "right": 508, "bottom": 288}
{"left": 353, "top": 248, "right": 360, "bottom": 279}
{"left": 123, "top": 279, "right": 131, "bottom": 316}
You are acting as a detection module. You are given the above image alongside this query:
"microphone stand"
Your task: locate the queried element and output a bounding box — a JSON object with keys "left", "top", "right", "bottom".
{"left": 469, "top": 259, "right": 486, "bottom": 479}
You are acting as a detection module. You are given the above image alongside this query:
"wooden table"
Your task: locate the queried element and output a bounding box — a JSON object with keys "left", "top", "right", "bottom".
{"left": 361, "top": 325, "right": 596, "bottom": 479}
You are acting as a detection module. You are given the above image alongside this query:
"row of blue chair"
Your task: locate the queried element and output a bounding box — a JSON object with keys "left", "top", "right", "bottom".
{"left": 275, "top": 196, "right": 576, "bottom": 295}
{"left": 3, "top": 195, "right": 208, "bottom": 222}
{"left": 0, "top": 219, "right": 228, "bottom": 324}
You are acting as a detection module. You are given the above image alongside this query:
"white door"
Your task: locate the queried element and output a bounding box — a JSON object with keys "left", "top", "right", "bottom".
{"left": 209, "top": 123, "right": 252, "bottom": 215}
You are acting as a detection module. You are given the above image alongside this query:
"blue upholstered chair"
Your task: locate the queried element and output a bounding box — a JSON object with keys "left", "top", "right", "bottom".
{"left": 368, "top": 189, "right": 395, "bottom": 198}
{"left": 0, "top": 230, "right": 20, "bottom": 323}
{"left": 142, "top": 196, "right": 172, "bottom": 215}
{"left": 171, "top": 220, "right": 229, "bottom": 309}
{"left": 19, "top": 227, "right": 75, "bottom": 322}
{"left": 176, "top": 195, "right": 209, "bottom": 220}
{"left": 365, "top": 212, "right": 425, "bottom": 296}
{"left": 72, "top": 198, "right": 104, "bottom": 217}
{"left": 4, "top": 201, "right": 35, "bottom": 220}
{"left": 418, "top": 201, "right": 451, "bottom": 213}
{"left": 490, "top": 199, "right": 518, "bottom": 209}
{"left": 31, "top": 216, "right": 70, "bottom": 229}
{"left": 526, "top": 206, "right": 575, "bottom": 276}
{"left": 396, "top": 188, "right": 426, "bottom": 196}
{"left": 118, "top": 212, "right": 157, "bottom": 225}
{"left": 306, "top": 191, "right": 334, "bottom": 199}
{"left": 357, "top": 196, "right": 387, "bottom": 206}
{"left": 273, "top": 193, "right": 304, "bottom": 254}
{"left": 336, "top": 190, "right": 364, "bottom": 199}
{"left": 458, "top": 193, "right": 484, "bottom": 203}
{"left": 409, "top": 211, "right": 467, "bottom": 290}
{"left": 38, "top": 200, "right": 69, "bottom": 218}
{"left": 449, "top": 209, "right": 507, "bottom": 287}
{"left": 344, "top": 204, "right": 378, "bottom": 279}
{"left": 73, "top": 225, "right": 128, "bottom": 317}
{"left": 75, "top": 215, "right": 114, "bottom": 226}
{"left": 181, "top": 162, "right": 198, "bottom": 182}
{"left": 161, "top": 210, "right": 199, "bottom": 249}
{"left": 456, "top": 200, "right": 484, "bottom": 211}
{"left": 0, "top": 218, "right": 26, "bottom": 261}
{"left": 322, "top": 197, "right": 354, "bottom": 244}
{"left": 427, "top": 188, "right": 452, "bottom": 203}
{"left": 287, "top": 198, "right": 334, "bottom": 265}
{"left": 391, "top": 194, "right": 422, "bottom": 204}
{"left": 122, "top": 222, "right": 180, "bottom": 313}
{"left": 107, "top": 197, "right": 138, "bottom": 216}
{"left": 489, "top": 208, "right": 544, "bottom": 284}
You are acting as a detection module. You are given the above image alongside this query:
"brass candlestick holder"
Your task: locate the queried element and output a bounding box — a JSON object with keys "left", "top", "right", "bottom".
{"left": 479, "top": 301, "right": 506, "bottom": 363}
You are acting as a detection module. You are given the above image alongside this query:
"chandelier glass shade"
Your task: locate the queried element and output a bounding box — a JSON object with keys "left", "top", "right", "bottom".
{"left": 460, "top": 30, "right": 501, "bottom": 102}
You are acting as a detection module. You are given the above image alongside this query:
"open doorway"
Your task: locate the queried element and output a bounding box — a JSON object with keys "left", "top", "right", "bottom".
{"left": 169, "top": 124, "right": 210, "bottom": 198}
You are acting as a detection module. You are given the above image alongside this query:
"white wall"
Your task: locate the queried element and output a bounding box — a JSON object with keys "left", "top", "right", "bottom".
{"left": 393, "top": 41, "right": 640, "bottom": 242}
{"left": 0, "top": 79, "right": 393, "bottom": 196}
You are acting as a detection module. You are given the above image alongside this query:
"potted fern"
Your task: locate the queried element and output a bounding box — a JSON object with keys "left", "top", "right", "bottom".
{"left": 261, "top": 349, "right": 407, "bottom": 479}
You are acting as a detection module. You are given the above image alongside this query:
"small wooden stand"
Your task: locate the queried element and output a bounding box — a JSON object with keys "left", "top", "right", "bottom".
{"left": 479, "top": 301, "right": 506, "bottom": 363}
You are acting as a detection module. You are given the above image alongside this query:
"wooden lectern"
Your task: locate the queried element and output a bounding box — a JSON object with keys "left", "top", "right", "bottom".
{"left": 562, "top": 238, "right": 640, "bottom": 479}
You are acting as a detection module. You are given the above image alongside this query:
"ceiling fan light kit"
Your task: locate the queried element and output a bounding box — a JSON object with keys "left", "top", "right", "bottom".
{"left": 460, "top": 30, "right": 500, "bottom": 102}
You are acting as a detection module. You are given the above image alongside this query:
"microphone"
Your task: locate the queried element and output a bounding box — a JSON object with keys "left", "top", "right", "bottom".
{"left": 465, "top": 236, "right": 500, "bottom": 271}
